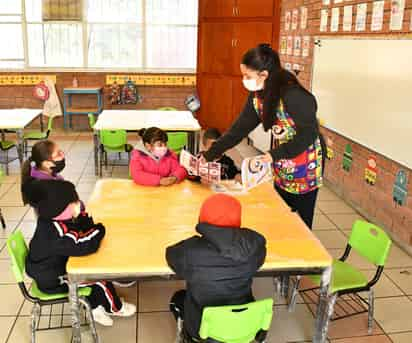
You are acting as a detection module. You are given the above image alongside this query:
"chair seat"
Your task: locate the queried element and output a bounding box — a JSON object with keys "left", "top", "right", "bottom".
{"left": 30, "top": 282, "right": 92, "bottom": 301}
{"left": 0, "top": 141, "right": 16, "bottom": 150}
{"left": 308, "top": 259, "right": 368, "bottom": 294}
{"left": 23, "top": 131, "right": 48, "bottom": 140}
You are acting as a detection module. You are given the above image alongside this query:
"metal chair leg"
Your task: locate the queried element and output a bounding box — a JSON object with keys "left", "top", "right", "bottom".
{"left": 5, "top": 150, "right": 9, "bottom": 175}
{"left": 280, "top": 275, "right": 290, "bottom": 299}
{"left": 0, "top": 208, "right": 6, "bottom": 229}
{"left": 99, "top": 148, "right": 103, "bottom": 177}
{"left": 104, "top": 152, "right": 108, "bottom": 168}
{"left": 368, "top": 289, "right": 374, "bottom": 334}
{"left": 175, "top": 318, "right": 184, "bottom": 343}
{"left": 31, "top": 303, "right": 40, "bottom": 343}
{"left": 79, "top": 297, "right": 99, "bottom": 343}
{"left": 288, "top": 275, "right": 301, "bottom": 312}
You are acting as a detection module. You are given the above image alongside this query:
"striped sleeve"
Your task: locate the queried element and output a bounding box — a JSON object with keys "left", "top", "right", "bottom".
{"left": 51, "top": 221, "right": 105, "bottom": 257}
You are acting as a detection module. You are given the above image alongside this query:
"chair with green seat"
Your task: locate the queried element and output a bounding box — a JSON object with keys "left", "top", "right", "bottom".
{"left": 157, "top": 107, "right": 188, "bottom": 155}
{"left": 0, "top": 138, "right": 19, "bottom": 175}
{"left": 23, "top": 115, "right": 54, "bottom": 156}
{"left": 7, "top": 230, "right": 98, "bottom": 343}
{"left": 289, "top": 220, "right": 392, "bottom": 333}
{"left": 88, "top": 113, "right": 133, "bottom": 176}
{"left": 178, "top": 298, "right": 274, "bottom": 343}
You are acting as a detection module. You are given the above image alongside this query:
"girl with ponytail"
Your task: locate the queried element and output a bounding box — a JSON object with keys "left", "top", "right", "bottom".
{"left": 203, "top": 44, "right": 326, "bottom": 229}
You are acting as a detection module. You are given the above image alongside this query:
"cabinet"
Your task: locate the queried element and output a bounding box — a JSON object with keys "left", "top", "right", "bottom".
{"left": 200, "top": 0, "right": 274, "bottom": 18}
{"left": 197, "top": 0, "right": 280, "bottom": 131}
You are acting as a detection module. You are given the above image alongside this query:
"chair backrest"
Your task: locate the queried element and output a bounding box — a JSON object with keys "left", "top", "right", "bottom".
{"left": 157, "top": 106, "right": 177, "bottom": 111}
{"left": 348, "top": 220, "right": 392, "bottom": 267}
{"left": 100, "top": 130, "right": 127, "bottom": 149}
{"left": 6, "top": 230, "right": 28, "bottom": 283}
{"left": 199, "top": 298, "right": 273, "bottom": 343}
{"left": 88, "top": 113, "right": 96, "bottom": 129}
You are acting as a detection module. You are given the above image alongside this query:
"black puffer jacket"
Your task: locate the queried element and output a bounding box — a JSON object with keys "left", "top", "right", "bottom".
{"left": 166, "top": 223, "right": 266, "bottom": 338}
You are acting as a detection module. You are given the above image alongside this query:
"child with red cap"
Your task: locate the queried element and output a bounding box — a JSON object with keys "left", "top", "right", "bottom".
{"left": 24, "top": 179, "right": 136, "bottom": 327}
{"left": 166, "top": 193, "right": 267, "bottom": 341}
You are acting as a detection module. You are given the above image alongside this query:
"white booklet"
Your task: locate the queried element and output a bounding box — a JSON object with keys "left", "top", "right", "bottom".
{"left": 241, "top": 156, "right": 273, "bottom": 190}
{"left": 180, "top": 150, "right": 221, "bottom": 184}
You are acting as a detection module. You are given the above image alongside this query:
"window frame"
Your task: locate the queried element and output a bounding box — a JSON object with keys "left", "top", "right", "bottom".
{"left": 0, "top": 0, "right": 198, "bottom": 73}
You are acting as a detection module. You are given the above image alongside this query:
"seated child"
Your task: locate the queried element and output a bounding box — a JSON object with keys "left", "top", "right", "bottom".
{"left": 24, "top": 179, "right": 136, "bottom": 326}
{"left": 189, "top": 128, "right": 241, "bottom": 183}
{"left": 166, "top": 194, "right": 266, "bottom": 340}
{"left": 130, "top": 127, "right": 187, "bottom": 186}
{"left": 21, "top": 140, "right": 66, "bottom": 206}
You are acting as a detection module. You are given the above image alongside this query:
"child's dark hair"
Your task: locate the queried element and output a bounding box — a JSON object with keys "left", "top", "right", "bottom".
{"left": 203, "top": 128, "right": 221, "bottom": 143}
{"left": 139, "top": 127, "right": 168, "bottom": 145}
{"left": 242, "top": 43, "right": 311, "bottom": 131}
{"left": 21, "top": 140, "right": 55, "bottom": 204}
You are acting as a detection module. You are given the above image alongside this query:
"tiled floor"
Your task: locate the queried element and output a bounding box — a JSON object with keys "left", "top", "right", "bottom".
{"left": 0, "top": 132, "right": 411, "bottom": 342}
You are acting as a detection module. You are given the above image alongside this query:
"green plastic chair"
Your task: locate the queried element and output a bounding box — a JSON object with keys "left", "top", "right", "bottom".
{"left": 0, "top": 138, "right": 19, "bottom": 175}
{"left": 178, "top": 299, "right": 273, "bottom": 343}
{"left": 157, "top": 107, "right": 188, "bottom": 155}
{"left": 0, "top": 166, "right": 5, "bottom": 229}
{"left": 23, "top": 115, "right": 54, "bottom": 156}
{"left": 290, "top": 220, "right": 392, "bottom": 333}
{"left": 88, "top": 114, "right": 133, "bottom": 176}
{"left": 6, "top": 230, "right": 98, "bottom": 343}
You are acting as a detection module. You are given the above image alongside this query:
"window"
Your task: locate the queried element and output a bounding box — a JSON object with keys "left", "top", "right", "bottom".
{"left": 0, "top": 0, "right": 198, "bottom": 72}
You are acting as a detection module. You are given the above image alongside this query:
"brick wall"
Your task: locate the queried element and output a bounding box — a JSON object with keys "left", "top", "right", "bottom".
{"left": 0, "top": 72, "right": 195, "bottom": 129}
{"left": 279, "top": 0, "right": 412, "bottom": 248}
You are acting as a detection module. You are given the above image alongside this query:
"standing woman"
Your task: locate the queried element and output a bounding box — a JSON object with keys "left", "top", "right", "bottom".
{"left": 203, "top": 44, "right": 325, "bottom": 229}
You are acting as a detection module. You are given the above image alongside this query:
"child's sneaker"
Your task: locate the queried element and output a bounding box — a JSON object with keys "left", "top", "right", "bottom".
{"left": 92, "top": 306, "right": 113, "bottom": 326}
{"left": 110, "top": 301, "right": 136, "bottom": 317}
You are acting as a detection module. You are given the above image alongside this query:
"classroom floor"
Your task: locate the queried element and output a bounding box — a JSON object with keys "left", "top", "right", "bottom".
{"left": 0, "top": 132, "right": 412, "bottom": 343}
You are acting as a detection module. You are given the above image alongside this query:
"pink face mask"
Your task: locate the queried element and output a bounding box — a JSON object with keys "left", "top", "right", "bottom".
{"left": 153, "top": 146, "right": 167, "bottom": 159}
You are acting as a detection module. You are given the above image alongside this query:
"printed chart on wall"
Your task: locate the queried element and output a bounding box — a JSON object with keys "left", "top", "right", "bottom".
{"left": 312, "top": 38, "right": 412, "bottom": 169}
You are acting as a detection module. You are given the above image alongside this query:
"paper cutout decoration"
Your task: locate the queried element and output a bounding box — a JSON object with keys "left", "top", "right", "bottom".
{"left": 343, "top": 6, "right": 353, "bottom": 31}
{"left": 302, "top": 36, "right": 310, "bottom": 57}
{"left": 393, "top": 169, "right": 408, "bottom": 206}
{"left": 355, "top": 3, "right": 367, "bottom": 32}
{"left": 180, "top": 150, "right": 221, "bottom": 184}
{"left": 342, "top": 144, "right": 353, "bottom": 171}
{"left": 365, "top": 155, "right": 377, "bottom": 185}
{"left": 390, "top": 0, "right": 405, "bottom": 30}
{"left": 287, "top": 36, "right": 293, "bottom": 55}
{"left": 331, "top": 7, "right": 340, "bottom": 32}
{"left": 326, "top": 137, "right": 334, "bottom": 160}
{"left": 280, "top": 37, "right": 287, "bottom": 54}
{"left": 301, "top": 7, "right": 308, "bottom": 29}
{"left": 241, "top": 156, "right": 273, "bottom": 190}
{"left": 294, "top": 36, "right": 301, "bottom": 56}
{"left": 285, "top": 11, "right": 291, "bottom": 31}
{"left": 284, "top": 63, "right": 292, "bottom": 71}
{"left": 292, "top": 9, "right": 299, "bottom": 30}
{"left": 371, "top": 1, "right": 385, "bottom": 32}
{"left": 320, "top": 9, "right": 329, "bottom": 32}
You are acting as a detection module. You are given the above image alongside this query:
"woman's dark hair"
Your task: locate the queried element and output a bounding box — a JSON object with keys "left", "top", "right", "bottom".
{"left": 242, "top": 43, "right": 308, "bottom": 131}
{"left": 203, "top": 128, "right": 221, "bottom": 143}
{"left": 139, "top": 127, "right": 168, "bottom": 145}
{"left": 21, "top": 140, "right": 55, "bottom": 204}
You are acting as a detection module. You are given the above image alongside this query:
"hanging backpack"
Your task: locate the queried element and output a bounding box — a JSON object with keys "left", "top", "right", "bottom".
{"left": 33, "top": 81, "right": 50, "bottom": 101}
{"left": 108, "top": 81, "right": 121, "bottom": 105}
{"left": 120, "top": 79, "right": 138, "bottom": 104}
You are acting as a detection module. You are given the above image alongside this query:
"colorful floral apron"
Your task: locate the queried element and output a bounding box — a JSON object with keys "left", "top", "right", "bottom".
{"left": 253, "top": 95, "right": 323, "bottom": 194}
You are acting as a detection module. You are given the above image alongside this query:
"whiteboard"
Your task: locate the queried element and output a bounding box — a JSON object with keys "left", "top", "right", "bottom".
{"left": 312, "top": 38, "right": 412, "bottom": 168}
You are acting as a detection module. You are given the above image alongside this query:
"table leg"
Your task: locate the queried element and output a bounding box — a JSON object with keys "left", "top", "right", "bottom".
{"left": 69, "top": 281, "right": 82, "bottom": 343}
{"left": 94, "top": 131, "right": 99, "bottom": 176}
{"left": 313, "top": 266, "right": 332, "bottom": 343}
{"left": 194, "top": 130, "right": 200, "bottom": 154}
{"left": 16, "top": 129, "right": 24, "bottom": 166}
{"left": 280, "top": 275, "right": 290, "bottom": 299}
{"left": 39, "top": 112, "right": 44, "bottom": 132}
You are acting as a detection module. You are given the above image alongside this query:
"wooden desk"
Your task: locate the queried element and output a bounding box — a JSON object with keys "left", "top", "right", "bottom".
{"left": 67, "top": 180, "right": 332, "bottom": 343}
{"left": 0, "top": 109, "right": 43, "bottom": 166}
{"left": 92, "top": 110, "right": 201, "bottom": 176}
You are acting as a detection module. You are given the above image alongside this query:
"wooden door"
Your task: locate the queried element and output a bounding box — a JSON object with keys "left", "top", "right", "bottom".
{"left": 232, "top": 22, "right": 273, "bottom": 75}
{"left": 200, "top": 0, "right": 236, "bottom": 18}
{"left": 235, "top": 0, "right": 274, "bottom": 17}
{"left": 199, "top": 22, "right": 233, "bottom": 74}
{"left": 198, "top": 75, "right": 234, "bottom": 132}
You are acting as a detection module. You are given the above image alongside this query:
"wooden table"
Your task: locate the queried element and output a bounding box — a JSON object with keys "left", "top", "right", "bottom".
{"left": 0, "top": 109, "right": 43, "bottom": 166}
{"left": 67, "top": 180, "right": 332, "bottom": 343}
{"left": 92, "top": 110, "right": 201, "bottom": 176}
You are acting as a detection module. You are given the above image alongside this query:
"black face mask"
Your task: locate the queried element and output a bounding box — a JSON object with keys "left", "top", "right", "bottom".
{"left": 51, "top": 158, "right": 66, "bottom": 174}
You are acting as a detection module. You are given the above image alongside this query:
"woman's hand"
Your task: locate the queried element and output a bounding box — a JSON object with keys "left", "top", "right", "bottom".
{"left": 260, "top": 153, "right": 273, "bottom": 164}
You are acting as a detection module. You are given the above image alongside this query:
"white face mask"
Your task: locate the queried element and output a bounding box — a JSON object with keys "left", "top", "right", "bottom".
{"left": 242, "top": 78, "right": 264, "bottom": 92}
